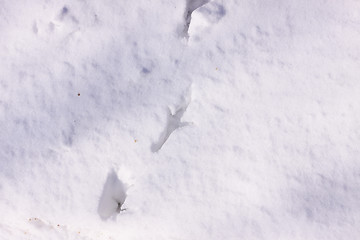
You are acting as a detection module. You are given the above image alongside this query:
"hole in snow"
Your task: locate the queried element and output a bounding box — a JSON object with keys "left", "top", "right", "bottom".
{"left": 61, "top": 6, "right": 69, "bottom": 17}
{"left": 98, "top": 170, "right": 128, "bottom": 220}
{"left": 141, "top": 67, "right": 151, "bottom": 74}
{"left": 182, "top": 0, "right": 210, "bottom": 38}
{"left": 32, "top": 22, "right": 38, "bottom": 34}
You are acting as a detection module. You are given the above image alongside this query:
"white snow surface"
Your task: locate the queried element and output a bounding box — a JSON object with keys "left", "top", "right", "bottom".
{"left": 1, "top": 0, "right": 360, "bottom": 239}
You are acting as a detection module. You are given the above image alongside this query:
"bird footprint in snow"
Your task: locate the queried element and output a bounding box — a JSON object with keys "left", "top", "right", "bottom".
{"left": 151, "top": 101, "right": 192, "bottom": 152}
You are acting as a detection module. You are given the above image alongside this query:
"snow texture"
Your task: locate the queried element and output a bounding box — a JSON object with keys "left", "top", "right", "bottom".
{"left": 1, "top": 0, "right": 360, "bottom": 239}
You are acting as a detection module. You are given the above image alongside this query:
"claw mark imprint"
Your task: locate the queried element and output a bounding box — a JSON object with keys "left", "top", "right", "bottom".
{"left": 152, "top": 94, "right": 192, "bottom": 152}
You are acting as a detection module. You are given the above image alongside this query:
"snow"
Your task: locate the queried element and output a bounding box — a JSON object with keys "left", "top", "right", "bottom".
{"left": 1, "top": 0, "right": 360, "bottom": 239}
